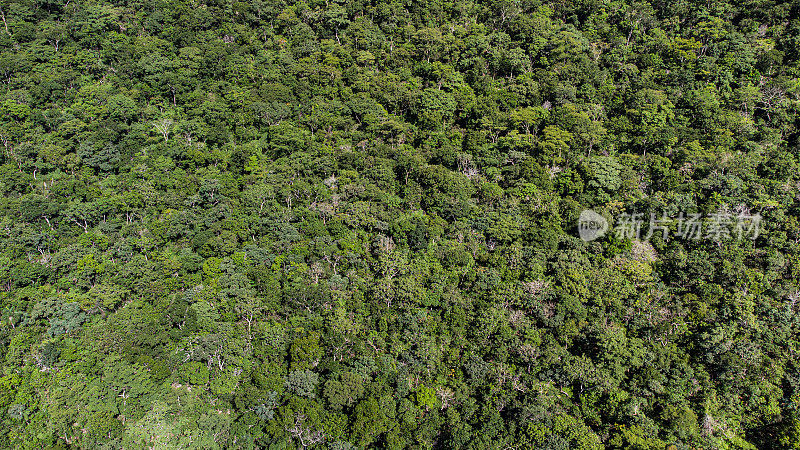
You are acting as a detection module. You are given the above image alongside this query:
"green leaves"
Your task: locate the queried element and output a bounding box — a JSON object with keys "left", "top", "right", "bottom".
{"left": 414, "top": 88, "right": 457, "bottom": 130}
{"left": 286, "top": 369, "right": 319, "bottom": 398}
{"left": 324, "top": 371, "right": 365, "bottom": 410}
{"left": 0, "top": 1, "right": 798, "bottom": 448}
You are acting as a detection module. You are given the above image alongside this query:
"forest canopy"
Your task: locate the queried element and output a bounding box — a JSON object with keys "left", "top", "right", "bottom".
{"left": 1, "top": 0, "right": 800, "bottom": 448}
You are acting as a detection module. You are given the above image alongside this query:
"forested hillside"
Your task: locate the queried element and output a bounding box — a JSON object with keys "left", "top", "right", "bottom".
{"left": 1, "top": 0, "right": 800, "bottom": 448}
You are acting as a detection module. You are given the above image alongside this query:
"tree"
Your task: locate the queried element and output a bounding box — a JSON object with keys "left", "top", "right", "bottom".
{"left": 286, "top": 370, "right": 319, "bottom": 398}
{"left": 324, "top": 372, "right": 365, "bottom": 410}
{"left": 153, "top": 118, "right": 174, "bottom": 142}
{"left": 539, "top": 125, "right": 573, "bottom": 166}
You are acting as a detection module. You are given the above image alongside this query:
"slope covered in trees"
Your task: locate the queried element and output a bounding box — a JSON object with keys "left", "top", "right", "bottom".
{"left": 1, "top": 0, "right": 800, "bottom": 448}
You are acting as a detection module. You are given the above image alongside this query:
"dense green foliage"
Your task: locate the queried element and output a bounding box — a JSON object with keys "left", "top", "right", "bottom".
{"left": 1, "top": 0, "right": 800, "bottom": 447}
